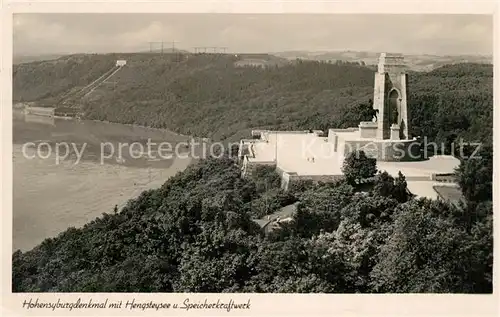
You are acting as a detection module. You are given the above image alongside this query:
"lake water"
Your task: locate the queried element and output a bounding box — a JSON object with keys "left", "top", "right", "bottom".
{"left": 13, "top": 110, "right": 193, "bottom": 252}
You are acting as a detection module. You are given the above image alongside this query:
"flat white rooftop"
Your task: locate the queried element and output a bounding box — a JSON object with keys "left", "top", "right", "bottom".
{"left": 406, "top": 182, "right": 462, "bottom": 201}
{"left": 377, "top": 155, "right": 460, "bottom": 177}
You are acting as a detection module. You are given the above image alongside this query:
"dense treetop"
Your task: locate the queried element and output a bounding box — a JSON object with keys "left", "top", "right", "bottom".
{"left": 12, "top": 153, "right": 492, "bottom": 293}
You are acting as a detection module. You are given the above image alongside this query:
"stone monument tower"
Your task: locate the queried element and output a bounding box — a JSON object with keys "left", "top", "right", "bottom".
{"left": 372, "top": 53, "right": 409, "bottom": 140}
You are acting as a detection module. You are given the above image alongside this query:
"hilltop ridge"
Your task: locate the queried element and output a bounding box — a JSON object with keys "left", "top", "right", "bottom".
{"left": 272, "top": 50, "right": 492, "bottom": 72}
{"left": 13, "top": 53, "right": 493, "bottom": 144}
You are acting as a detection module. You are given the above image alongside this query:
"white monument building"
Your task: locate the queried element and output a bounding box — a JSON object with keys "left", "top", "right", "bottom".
{"left": 238, "top": 53, "right": 460, "bottom": 199}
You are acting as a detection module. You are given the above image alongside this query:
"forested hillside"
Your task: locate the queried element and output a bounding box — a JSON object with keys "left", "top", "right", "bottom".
{"left": 13, "top": 53, "right": 493, "bottom": 145}
{"left": 12, "top": 54, "right": 493, "bottom": 292}
{"left": 13, "top": 54, "right": 373, "bottom": 140}
{"left": 13, "top": 54, "right": 117, "bottom": 102}
{"left": 12, "top": 151, "right": 493, "bottom": 293}
{"left": 408, "top": 63, "right": 493, "bottom": 145}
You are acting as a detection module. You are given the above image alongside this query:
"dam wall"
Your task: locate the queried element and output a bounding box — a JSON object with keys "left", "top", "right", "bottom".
{"left": 25, "top": 106, "right": 55, "bottom": 117}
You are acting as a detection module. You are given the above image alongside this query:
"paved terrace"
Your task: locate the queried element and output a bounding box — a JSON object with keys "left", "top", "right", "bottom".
{"left": 249, "top": 131, "right": 459, "bottom": 175}
{"left": 245, "top": 130, "right": 461, "bottom": 199}
{"left": 248, "top": 131, "right": 344, "bottom": 175}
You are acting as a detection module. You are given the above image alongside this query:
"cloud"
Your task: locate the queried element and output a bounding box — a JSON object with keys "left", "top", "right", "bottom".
{"left": 12, "top": 14, "right": 493, "bottom": 56}
{"left": 117, "top": 21, "right": 168, "bottom": 43}
{"left": 416, "top": 23, "right": 444, "bottom": 40}
{"left": 461, "top": 22, "right": 490, "bottom": 38}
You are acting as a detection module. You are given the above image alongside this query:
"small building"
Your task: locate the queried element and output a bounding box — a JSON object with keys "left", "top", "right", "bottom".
{"left": 433, "top": 184, "right": 465, "bottom": 206}
{"left": 234, "top": 59, "right": 267, "bottom": 68}
{"left": 116, "top": 60, "right": 127, "bottom": 67}
{"left": 252, "top": 202, "right": 299, "bottom": 235}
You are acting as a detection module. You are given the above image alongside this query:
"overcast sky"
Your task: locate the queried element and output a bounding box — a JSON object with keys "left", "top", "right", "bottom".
{"left": 13, "top": 14, "right": 493, "bottom": 56}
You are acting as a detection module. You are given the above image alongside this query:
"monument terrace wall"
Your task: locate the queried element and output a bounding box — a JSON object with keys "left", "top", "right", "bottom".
{"left": 342, "top": 138, "right": 422, "bottom": 162}
{"left": 280, "top": 172, "right": 344, "bottom": 190}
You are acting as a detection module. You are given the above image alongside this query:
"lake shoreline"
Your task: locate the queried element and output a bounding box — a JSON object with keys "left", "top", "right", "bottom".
{"left": 86, "top": 118, "right": 193, "bottom": 139}
{"left": 12, "top": 113, "right": 196, "bottom": 252}
{"left": 13, "top": 143, "right": 193, "bottom": 252}
{"left": 14, "top": 107, "right": 197, "bottom": 140}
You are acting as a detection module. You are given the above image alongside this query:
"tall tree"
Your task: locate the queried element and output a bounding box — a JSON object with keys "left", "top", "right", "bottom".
{"left": 455, "top": 145, "right": 493, "bottom": 204}
{"left": 342, "top": 150, "right": 377, "bottom": 185}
